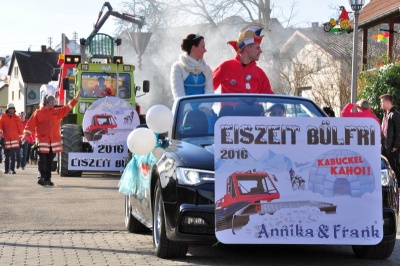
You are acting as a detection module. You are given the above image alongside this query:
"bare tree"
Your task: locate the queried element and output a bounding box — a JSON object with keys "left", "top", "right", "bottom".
{"left": 118, "top": 0, "right": 300, "bottom": 30}
{"left": 308, "top": 59, "right": 351, "bottom": 112}
{"left": 278, "top": 38, "right": 352, "bottom": 114}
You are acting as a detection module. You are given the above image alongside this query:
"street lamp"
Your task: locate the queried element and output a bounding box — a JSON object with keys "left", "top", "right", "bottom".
{"left": 349, "top": 0, "right": 365, "bottom": 104}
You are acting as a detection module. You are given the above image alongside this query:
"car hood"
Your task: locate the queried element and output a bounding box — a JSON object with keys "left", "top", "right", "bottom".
{"left": 166, "top": 139, "right": 214, "bottom": 171}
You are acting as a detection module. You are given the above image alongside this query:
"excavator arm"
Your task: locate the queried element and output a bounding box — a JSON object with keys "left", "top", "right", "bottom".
{"left": 79, "top": 2, "right": 146, "bottom": 60}
{"left": 90, "top": 2, "right": 145, "bottom": 38}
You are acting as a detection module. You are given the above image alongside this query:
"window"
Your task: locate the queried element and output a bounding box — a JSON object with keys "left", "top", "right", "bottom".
{"left": 14, "top": 66, "right": 19, "bottom": 78}
{"left": 80, "top": 73, "right": 131, "bottom": 99}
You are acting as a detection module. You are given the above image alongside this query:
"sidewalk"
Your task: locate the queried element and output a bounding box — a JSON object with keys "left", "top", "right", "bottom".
{"left": 0, "top": 231, "right": 174, "bottom": 265}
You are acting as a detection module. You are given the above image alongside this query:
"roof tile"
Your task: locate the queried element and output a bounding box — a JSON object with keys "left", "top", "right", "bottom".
{"left": 359, "top": 0, "right": 400, "bottom": 26}
{"left": 8, "top": 51, "right": 59, "bottom": 84}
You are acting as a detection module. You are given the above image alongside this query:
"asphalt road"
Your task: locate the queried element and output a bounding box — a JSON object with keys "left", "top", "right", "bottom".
{"left": 1, "top": 164, "right": 399, "bottom": 265}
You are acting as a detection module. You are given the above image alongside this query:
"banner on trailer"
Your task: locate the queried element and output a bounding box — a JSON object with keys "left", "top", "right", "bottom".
{"left": 68, "top": 97, "right": 139, "bottom": 171}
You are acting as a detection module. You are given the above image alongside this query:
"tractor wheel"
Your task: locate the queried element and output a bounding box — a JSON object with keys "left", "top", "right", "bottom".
{"left": 60, "top": 124, "right": 82, "bottom": 177}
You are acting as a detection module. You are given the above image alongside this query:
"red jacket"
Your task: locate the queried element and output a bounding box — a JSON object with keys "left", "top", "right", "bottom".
{"left": 213, "top": 55, "right": 274, "bottom": 94}
{"left": 92, "top": 85, "right": 113, "bottom": 97}
{"left": 0, "top": 113, "right": 23, "bottom": 149}
{"left": 339, "top": 9, "right": 349, "bottom": 21}
{"left": 24, "top": 99, "right": 77, "bottom": 153}
{"left": 341, "top": 103, "right": 381, "bottom": 126}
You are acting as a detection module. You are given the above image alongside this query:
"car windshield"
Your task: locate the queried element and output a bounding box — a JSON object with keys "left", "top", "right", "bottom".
{"left": 173, "top": 95, "right": 325, "bottom": 143}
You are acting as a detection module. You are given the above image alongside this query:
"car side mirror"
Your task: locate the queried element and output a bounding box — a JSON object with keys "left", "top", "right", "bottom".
{"left": 143, "top": 80, "right": 150, "bottom": 93}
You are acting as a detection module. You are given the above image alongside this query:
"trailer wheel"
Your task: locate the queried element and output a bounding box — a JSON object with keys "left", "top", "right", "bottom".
{"left": 153, "top": 180, "right": 188, "bottom": 258}
{"left": 60, "top": 124, "right": 82, "bottom": 177}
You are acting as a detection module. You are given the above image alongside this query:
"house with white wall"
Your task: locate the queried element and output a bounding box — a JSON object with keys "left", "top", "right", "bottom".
{"left": 7, "top": 49, "right": 59, "bottom": 117}
{"left": 279, "top": 25, "right": 382, "bottom": 116}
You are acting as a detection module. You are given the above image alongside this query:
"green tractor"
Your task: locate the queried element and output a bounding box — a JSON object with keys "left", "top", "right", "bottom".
{"left": 56, "top": 2, "right": 151, "bottom": 177}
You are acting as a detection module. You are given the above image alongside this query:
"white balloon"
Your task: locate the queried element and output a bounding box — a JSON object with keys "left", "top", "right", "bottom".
{"left": 146, "top": 104, "right": 173, "bottom": 133}
{"left": 127, "top": 128, "right": 157, "bottom": 155}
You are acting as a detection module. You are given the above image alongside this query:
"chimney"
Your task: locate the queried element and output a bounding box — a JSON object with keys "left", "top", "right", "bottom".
{"left": 41, "top": 45, "right": 47, "bottom": 52}
{"left": 312, "top": 22, "right": 319, "bottom": 27}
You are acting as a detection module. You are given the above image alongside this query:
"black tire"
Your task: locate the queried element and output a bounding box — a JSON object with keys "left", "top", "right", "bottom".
{"left": 352, "top": 240, "right": 396, "bottom": 259}
{"left": 125, "top": 195, "right": 149, "bottom": 233}
{"left": 60, "top": 124, "right": 82, "bottom": 177}
{"left": 323, "top": 23, "right": 332, "bottom": 32}
{"left": 153, "top": 180, "right": 188, "bottom": 258}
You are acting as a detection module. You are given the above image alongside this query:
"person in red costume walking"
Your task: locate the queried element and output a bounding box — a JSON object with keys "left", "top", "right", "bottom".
{"left": 213, "top": 23, "right": 274, "bottom": 94}
{"left": 341, "top": 99, "right": 380, "bottom": 126}
{"left": 23, "top": 90, "right": 81, "bottom": 186}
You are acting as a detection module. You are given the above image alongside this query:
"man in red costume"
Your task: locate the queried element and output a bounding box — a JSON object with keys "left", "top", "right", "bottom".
{"left": 338, "top": 6, "right": 350, "bottom": 30}
{"left": 213, "top": 23, "right": 274, "bottom": 94}
{"left": 92, "top": 76, "right": 113, "bottom": 97}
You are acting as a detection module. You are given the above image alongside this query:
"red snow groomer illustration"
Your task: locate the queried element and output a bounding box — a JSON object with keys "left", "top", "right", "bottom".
{"left": 84, "top": 113, "right": 117, "bottom": 141}
{"left": 216, "top": 171, "right": 280, "bottom": 232}
{"left": 215, "top": 171, "right": 337, "bottom": 234}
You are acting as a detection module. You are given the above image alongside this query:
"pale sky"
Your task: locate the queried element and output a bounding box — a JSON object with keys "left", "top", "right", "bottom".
{"left": 0, "top": 0, "right": 370, "bottom": 57}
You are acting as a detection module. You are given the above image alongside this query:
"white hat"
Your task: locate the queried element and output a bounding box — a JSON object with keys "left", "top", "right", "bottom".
{"left": 7, "top": 103, "right": 15, "bottom": 109}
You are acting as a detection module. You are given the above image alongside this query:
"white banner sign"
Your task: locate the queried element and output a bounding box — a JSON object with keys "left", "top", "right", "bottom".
{"left": 214, "top": 117, "right": 382, "bottom": 245}
{"left": 68, "top": 97, "right": 139, "bottom": 171}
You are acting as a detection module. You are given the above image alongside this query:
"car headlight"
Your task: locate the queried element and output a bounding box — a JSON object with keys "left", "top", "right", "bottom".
{"left": 177, "top": 168, "right": 214, "bottom": 185}
{"left": 381, "top": 169, "right": 389, "bottom": 186}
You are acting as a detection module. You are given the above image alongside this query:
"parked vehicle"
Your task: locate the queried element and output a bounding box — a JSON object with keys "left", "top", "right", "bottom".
{"left": 123, "top": 94, "right": 398, "bottom": 259}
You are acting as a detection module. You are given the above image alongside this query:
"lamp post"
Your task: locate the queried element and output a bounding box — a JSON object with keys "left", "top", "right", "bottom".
{"left": 349, "top": 0, "right": 365, "bottom": 104}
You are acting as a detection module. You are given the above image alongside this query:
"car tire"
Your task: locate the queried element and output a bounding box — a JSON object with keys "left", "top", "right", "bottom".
{"left": 352, "top": 240, "right": 395, "bottom": 259}
{"left": 125, "top": 195, "right": 149, "bottom": 233}
{"left": 153, "top": 180, "right": 188, "bottom": 258}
